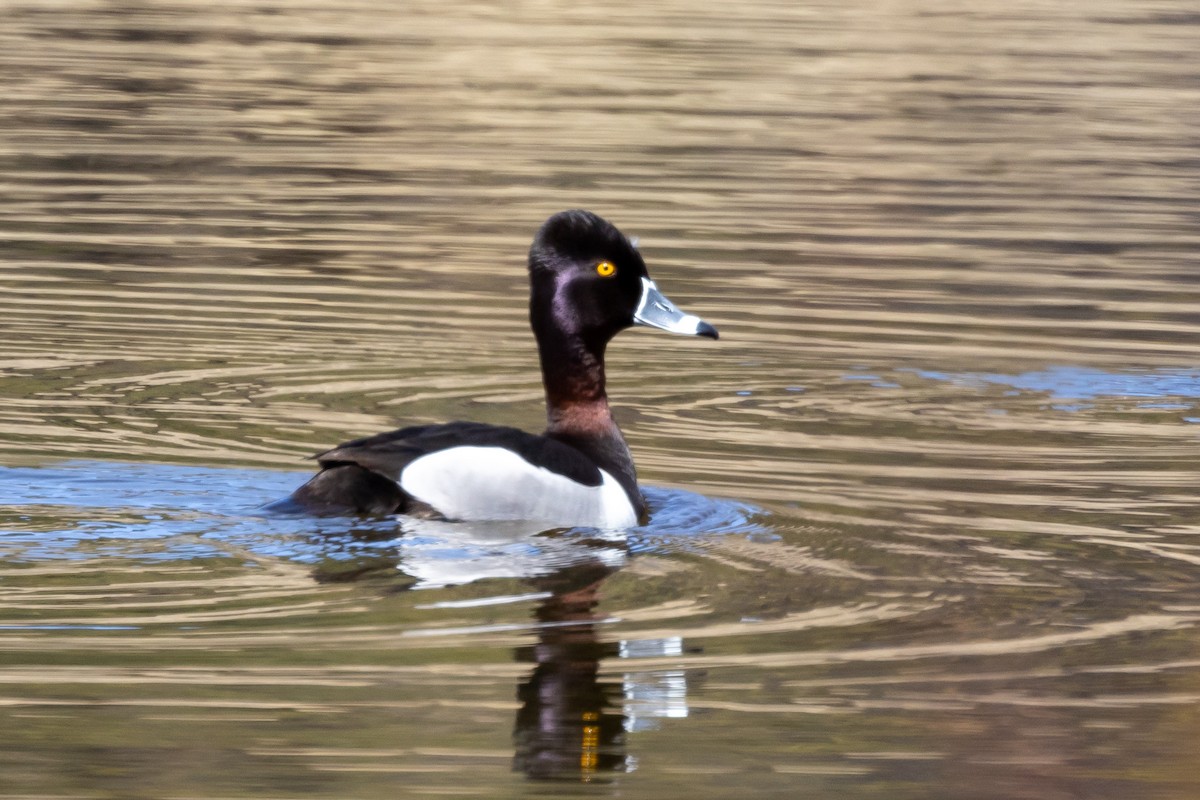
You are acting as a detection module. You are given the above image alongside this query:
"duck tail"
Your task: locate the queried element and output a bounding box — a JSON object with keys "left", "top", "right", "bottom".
{"left": 265, "top": 464, "right": 405, "bottom": 517}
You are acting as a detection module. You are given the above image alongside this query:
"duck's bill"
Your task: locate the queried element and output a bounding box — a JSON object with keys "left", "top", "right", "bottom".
{"left": 633, "top": 277, "right": 719, "bottom": 339}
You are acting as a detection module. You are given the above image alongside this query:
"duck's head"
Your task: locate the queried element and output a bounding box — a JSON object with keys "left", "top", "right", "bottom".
{"left": 528, "top": 209, "right": 719, "bottom": 345}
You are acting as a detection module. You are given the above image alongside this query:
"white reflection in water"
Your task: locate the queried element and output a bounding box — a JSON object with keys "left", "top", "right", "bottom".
{"left": 621, "top": 636, "right": 689, "bottom": 731}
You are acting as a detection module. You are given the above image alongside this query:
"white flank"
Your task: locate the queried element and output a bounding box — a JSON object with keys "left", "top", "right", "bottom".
{"left": 399, "top": 446, "right": 638, "bottom": 528}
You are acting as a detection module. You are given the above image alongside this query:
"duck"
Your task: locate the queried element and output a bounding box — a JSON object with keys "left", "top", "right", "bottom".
{"left": 274, "top": 209, "right": 718, "bottom": 527}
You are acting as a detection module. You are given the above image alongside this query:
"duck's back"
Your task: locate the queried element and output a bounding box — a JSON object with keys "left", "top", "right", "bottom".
{"left": 278, "top": 422, "right": 640, "bottom": 527}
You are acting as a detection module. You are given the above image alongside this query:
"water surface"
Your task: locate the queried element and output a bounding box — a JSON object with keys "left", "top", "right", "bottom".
{"left": 3, "top": 1, "right": 1200, "bottom": 797}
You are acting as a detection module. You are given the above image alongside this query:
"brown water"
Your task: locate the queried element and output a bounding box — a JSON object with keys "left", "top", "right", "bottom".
{"left": 4, "top": 1, "right": 1200, "bottom": 797}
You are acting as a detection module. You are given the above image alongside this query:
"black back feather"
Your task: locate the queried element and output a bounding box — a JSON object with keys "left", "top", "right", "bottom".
{"left": 316, "top": 421, "right": 605, "bottom": 487}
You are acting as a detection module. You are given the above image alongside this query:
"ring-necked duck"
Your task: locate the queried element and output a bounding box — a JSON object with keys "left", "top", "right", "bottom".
{"left": 275, "top": 209, "right": 718, "bottom": 527}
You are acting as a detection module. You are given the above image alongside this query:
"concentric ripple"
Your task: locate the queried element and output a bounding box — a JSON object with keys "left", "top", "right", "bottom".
{"left": 4, "top": 0, "right": 1200, "bottom": 796}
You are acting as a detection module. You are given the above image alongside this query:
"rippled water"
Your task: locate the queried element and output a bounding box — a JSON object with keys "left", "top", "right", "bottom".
{"left": 4, "top": 1, "right": 1200, "bottom": 797}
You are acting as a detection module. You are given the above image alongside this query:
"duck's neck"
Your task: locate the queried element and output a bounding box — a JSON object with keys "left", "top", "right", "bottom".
{"left": 544, "top": 331, "right": 619, "bottom": 438}
{"left": 539, "top": 332, "right": 611, "bottom": 432}
{"left": 536, "top": 328, "right": 643, "bottom": 513}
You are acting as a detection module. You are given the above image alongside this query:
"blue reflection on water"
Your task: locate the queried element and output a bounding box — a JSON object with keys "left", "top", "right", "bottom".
{"left": 0, "top": 461, "right": 765, "bottom": 586}
{"left": 914, "top": 366, "right": 1200, "bottom": 403}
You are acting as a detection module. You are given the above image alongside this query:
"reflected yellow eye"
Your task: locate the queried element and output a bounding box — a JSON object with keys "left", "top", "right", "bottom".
{"left": 596, "top": 261, "right": 617, "bottom": 278}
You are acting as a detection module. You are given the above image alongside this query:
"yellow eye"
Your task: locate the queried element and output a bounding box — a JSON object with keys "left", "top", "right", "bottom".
{"left": 596, "top": 261, "right": 617, "bottom": 278}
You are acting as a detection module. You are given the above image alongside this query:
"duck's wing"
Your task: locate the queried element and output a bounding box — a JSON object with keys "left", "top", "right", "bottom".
{"left": 272, "top": 422, "right": 606, "bottom": 518}
{"left": 316, "top": 421, "right": 604, "bottom": 486}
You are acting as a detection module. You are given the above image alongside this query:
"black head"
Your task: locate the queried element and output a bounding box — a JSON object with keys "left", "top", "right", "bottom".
{"left": 528, "top": 210, "right": 717, "bottom": 344}
{"left": 529, "top": 210, "right": 648, "bottom": 343}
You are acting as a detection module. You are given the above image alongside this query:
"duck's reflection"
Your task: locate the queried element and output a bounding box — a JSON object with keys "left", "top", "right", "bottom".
{"left": 512, "top": 560, "right": 628, "bottom": 781}
{"left": 308, "top": 518, "right": 690, "bottom": 783}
